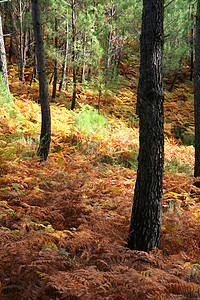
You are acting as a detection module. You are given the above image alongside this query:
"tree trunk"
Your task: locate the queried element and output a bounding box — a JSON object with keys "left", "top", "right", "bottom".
{"left": 128, "top": 0, "right": 164, "bottom": 252}
{"left": 0, "top": 14, "right": 9, "bottom": 92}
{"left": 194, "top": 0, "right": 200, "bottom": 177}
{"left": 105, "top": 30, "right": 112, "bottom": 87}
{"left": 9, "top": 34, "right": 13, "bottom": 63}
{"left": 80, "top": 33, "right": 86, "bottom": 83}
{"left": 190, "top": 4, "right": 194, "bottom": 82}
{"left": 19, "top": 30, "right": 28, "bottom": 82}
{"left": 71, "top": 0, "right": 76, "bottom": 110}
{"left": 98, "top": 85, "right": 101, "bottom": 114}
{"left": 52, "top": 18, "right": 58, "bottom": 99}
{"left": 32, "top": 0, "right": 51, "bottom": 161}
{"left": 30, "top": 49, "right": 37, "bottom": 86}
{"left": 19, "top": 0, "right": 27, "bottom": 82}
{"left": 168, "top": 58, "right": 182, "bottom": 92}
{"left": 59, "top": 9, "right": 69, "bottom": 92}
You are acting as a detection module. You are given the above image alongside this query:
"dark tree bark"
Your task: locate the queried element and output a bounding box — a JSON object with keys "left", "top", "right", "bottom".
{"left": 0, "top": 14, "right": 9, "bottom": 92}
{"left": 71, "top": 0, "right": 76, "bottom": 110}
{"left": 52, "top": 17, "right": 58, "bottom": 99}
{"left": 30, "top": 49, "right": 37, "bottom": 86}
{"left": 128, "top": 0, "right": 164, "bottom": 252}
{"left": 32, "top": 0, "right": 51, "bottom": 161}
{"left": 9, "top": 34, "right": 13, "bottom": 63}
{"left": 194, "top": 0, "right": 200, "bottom": 177}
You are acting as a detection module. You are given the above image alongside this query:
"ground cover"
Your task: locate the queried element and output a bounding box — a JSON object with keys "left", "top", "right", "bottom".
{"left": 0, "top": 63, "right": 199, "bottom": 299}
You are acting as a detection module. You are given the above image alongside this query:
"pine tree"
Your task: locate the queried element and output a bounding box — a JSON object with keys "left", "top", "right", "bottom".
{"left": 128, "top": 0, "right": 164, "bottom": 252}
{"left": 32, "top": 0, "right": 51, "bottom": 161}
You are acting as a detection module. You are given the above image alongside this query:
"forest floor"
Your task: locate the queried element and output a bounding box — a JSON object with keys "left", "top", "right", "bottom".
{"left": 0, "top": 60, "right": 200, "bottom": 299}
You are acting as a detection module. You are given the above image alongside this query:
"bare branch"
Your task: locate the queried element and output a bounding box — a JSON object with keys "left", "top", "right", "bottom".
{"left": 164, "top": 0, "right": 175, "bottom": 9}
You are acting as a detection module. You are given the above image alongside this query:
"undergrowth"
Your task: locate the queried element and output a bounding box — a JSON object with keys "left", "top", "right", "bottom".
{"left": 0, "top": 64, "right": 199, "bottom": 299}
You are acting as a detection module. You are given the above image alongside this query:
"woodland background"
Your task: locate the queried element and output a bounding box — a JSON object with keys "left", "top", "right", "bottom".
{"left": 0, "top": 0, "right": 200, "bottom": 299}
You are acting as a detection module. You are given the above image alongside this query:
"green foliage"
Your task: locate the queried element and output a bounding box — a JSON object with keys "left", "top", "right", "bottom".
{"left": 74, "top": 104, "right": 109, "bottom": 134}
{"left": 0, "top": 73, "right": 12, "bottom": 106}
{"left": 172, "top": 122, "right": 194, "bottom": 146}
{"left": 164, "top": 157, "right": 192, "bottom": 175}
{"left": 164, "top": 0, "right": 195, "bottom": 71}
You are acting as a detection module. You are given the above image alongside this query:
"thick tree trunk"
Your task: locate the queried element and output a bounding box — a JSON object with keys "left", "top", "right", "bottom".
{"left": 32, "top": 0, "right": 51, "bottom": 161}
{"left": 194, "top": 0, "right": 200, "bottom": 177}
{"left": 128, "top": 0, "right": 164, "bottom": 252}
{"left": 0, "top": 14, "right": 9, "bottom": 92}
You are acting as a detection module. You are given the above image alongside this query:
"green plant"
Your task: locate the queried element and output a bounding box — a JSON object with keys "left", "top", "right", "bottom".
{"left": 164, "top": 157, "right": 192, "bottom": 175}
{"left": 74, "top": 104, "right": 109, "bottom": 134}
{"left": 0, "top": 73, "right": 12, "bottom": 106}
{"left": 172, "top": 122, "right": 194, "bottom": 146}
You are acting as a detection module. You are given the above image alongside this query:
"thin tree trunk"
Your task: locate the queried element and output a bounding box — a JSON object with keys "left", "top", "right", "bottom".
{"left": 128, "top": 0, "right": 164, "bottom": 252}
{"left": 30, "top": 49, "right": 37, "bottom": 86}
{"left": 105, "top": 30, "right": 112, "bottom": 87}
{"left": 87, "top": 67, "right": 91, "bottom": 81}
{"left": 32, "top": 0, "right": 51, "bottom": 161}
{"left": 71, "top": 0, "right": 76, "bottom": 110}
{"left": 19, "top": 0, "right": 25, "bottom": 82}
{"left": 98, "top": 85, "right": 101, "bottom": 114}
{"left": 9, "top": 34, "right": 13, "bottom": 63}
{"left": 116, "top": 41, "right": 123, "bottom": 77}
{"left": 0, "top": 14, "right": 9, "bottom": 92}
{"left": 49, "top": 73, "right": 54, "bottom": 85}
{"left": 19, "top": 30, "right": 28, "bottom": 82}
{"left": 190, "top": 4, "right": 194, "bottom": 81}
{"left": 59, "top": 10, "right": 69, "bottom": 92}
{"left": 11, "top": 15, "right": 21, "bottom": 75}
{"left": 194, "top": 0, "right": 200, "bottom": 177}
{"left": 80, "top": 33, "right": 86, "bottom": 83}
{"left": 52, "top": 18, "right": 58, "bottom": 99}
{"left": 168, "top": 58, "right": 182, "bottom": 92}
{"left": 27, "top": 29, "right": 32, "bottom": 58}
{"left": 105, "top": 4, "right": 115, "bottom": 87}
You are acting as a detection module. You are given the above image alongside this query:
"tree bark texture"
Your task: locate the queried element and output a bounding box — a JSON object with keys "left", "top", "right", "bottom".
{"left": 194, "top": 0, "right": 200, "bottom": 177}
{"left": 52, "top": 17, "right": 58, "bottom": 99}
{"left": 71, "top": 0, "right": 76, "bottom": 110}
{"left": 0, "top": 15, "right": 9, "bottom": 91}
{"left": 128, "top": 0, "right": 164, "bottom": 252}
{"left": 32, "top": 0, "right": 51, "bottom": 161}
{"left": 0, "top": 14, "right": 9, "bottom": 92}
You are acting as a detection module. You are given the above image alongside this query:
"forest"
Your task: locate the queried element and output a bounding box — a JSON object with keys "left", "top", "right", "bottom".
{"left": 0, "top": 0, "right": 200, "bottom": 299}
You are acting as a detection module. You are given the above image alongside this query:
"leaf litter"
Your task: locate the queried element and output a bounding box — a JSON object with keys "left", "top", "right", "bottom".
{"left": 0, "top": 65, "right": 199, "bottom": 299}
